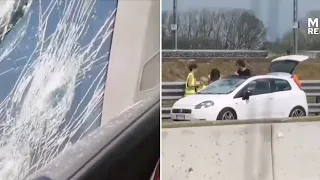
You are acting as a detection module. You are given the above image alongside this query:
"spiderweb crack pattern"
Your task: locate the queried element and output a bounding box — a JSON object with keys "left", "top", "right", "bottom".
{"left": 0, "top": 0, "right": 116, "bottom": 179}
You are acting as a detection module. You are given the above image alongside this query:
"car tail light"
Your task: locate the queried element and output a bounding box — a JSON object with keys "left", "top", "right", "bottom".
{"left": 293, "top": 74, "right": 302, "bottom": 89}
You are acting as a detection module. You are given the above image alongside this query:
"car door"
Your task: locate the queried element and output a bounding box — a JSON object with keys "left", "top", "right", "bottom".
{"left": 269, "top": 78, "right": 293, "bottom": 118}
{"left": 233, "top": 79, "right": 274, "bottom": 120}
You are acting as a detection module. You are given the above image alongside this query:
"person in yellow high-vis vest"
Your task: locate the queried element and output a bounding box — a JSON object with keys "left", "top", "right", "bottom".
{"left": 185, "top": 63, "right": 198, "bottom": 96}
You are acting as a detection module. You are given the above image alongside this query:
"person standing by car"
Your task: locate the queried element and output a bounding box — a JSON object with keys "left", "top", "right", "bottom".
{"left": 208, "top": 68, "right": 221, "bottom": 84}
{"left": 234, "top": 60, "right": 251, "bottom": 76}
{"left": 197, "top": 76, "right": 208, "bottom": 92}
{"left": 185, "top": 63, "right": 198, "bottom": 96}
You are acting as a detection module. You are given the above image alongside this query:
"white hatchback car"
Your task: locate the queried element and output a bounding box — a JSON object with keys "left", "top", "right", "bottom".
{"left": 171, "top": 55, "right": 309, "bottom": 121}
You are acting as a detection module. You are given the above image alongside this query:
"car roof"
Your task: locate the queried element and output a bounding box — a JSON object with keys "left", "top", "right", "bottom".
{"left": 246, "top": 74, "right": 292, "bottom": 81}
{"left": 224, "top": 75, "right": 251, "bottom": 79}
{"left": 224, "top": 74, "right": 291, "bottom": 81}
{"left": 272, "top": 55, "right": 309, "bottom": 62}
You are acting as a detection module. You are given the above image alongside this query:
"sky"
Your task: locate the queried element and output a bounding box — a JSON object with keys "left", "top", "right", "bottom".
{"left": 162, "top": 0, "right": 320, "bottom": 40}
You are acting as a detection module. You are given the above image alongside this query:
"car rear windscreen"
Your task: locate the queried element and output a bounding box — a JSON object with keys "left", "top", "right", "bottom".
{"left": 269, "top": 60, "right": 299, "bottom": 74}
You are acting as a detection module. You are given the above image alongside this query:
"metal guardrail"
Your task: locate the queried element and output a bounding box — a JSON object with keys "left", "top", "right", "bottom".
{"left": 162, "top": 80, "right": 320, "bottom": 119}
{"left": 162, "top": 50, "right": 320, "bottom": 60}
{"left": 162, "top": 49, "right": 268, "bottom": 58}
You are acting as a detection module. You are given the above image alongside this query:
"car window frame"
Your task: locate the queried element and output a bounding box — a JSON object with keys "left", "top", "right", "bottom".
{"left": 234, "top": 78, "right": 273, "bottom": 98}
{"left": 102, "top": 0, "right": 160, "bottom": 122}
{"left": 269, "top": 78, "right": 292, "bottom": 92}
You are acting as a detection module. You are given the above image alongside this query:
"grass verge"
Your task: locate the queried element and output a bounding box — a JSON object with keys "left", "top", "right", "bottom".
{"left": 162, "top": 58, "right": 320, "bottom": 81}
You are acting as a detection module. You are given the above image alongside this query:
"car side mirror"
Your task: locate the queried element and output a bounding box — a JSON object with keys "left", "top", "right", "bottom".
{"left": 242, "top": 90, "right": 251, "bottom": 100}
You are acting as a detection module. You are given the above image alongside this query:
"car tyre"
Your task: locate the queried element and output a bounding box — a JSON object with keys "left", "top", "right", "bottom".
{"left": 217, "top": 108, "right": 237, "bottom": 120}
{"left": 289, "top": 106, "right": 306, "bottom": 117}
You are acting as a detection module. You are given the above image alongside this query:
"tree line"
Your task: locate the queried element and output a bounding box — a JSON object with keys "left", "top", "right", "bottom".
{"left": 162, "top": 9, "right": 320, "bottom": 52}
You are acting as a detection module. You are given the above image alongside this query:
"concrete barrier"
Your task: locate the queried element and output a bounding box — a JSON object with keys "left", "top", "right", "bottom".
{"left": 272, "top": 122, "right": 320, "bottom": 180}
{"left": 162, "top": 124, "right": 273, "bottom": 180}
{"left": 162, "top": 119, "right": 320, "bottom": 180}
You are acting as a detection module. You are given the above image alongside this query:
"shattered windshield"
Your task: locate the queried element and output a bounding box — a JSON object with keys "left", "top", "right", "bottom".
{"left": 0, "top": 0, "right": 117, "bottom": 179}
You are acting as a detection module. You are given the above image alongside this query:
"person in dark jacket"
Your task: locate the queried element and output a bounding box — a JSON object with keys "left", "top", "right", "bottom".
{"left": 234, "top": 60, "right": 251, "bottom": 76}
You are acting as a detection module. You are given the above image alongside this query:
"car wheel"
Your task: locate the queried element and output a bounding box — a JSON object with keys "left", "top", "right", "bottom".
{"left": 217, "top": 108, "right": 237, "bottom": 120}
{"left": 289, "top": 106, "right": 306, "bottom": 117}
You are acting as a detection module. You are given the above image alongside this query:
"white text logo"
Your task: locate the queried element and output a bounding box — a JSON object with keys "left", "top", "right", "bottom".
{"left": 308, "top": 18, "right": 319, "bottom": 34}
